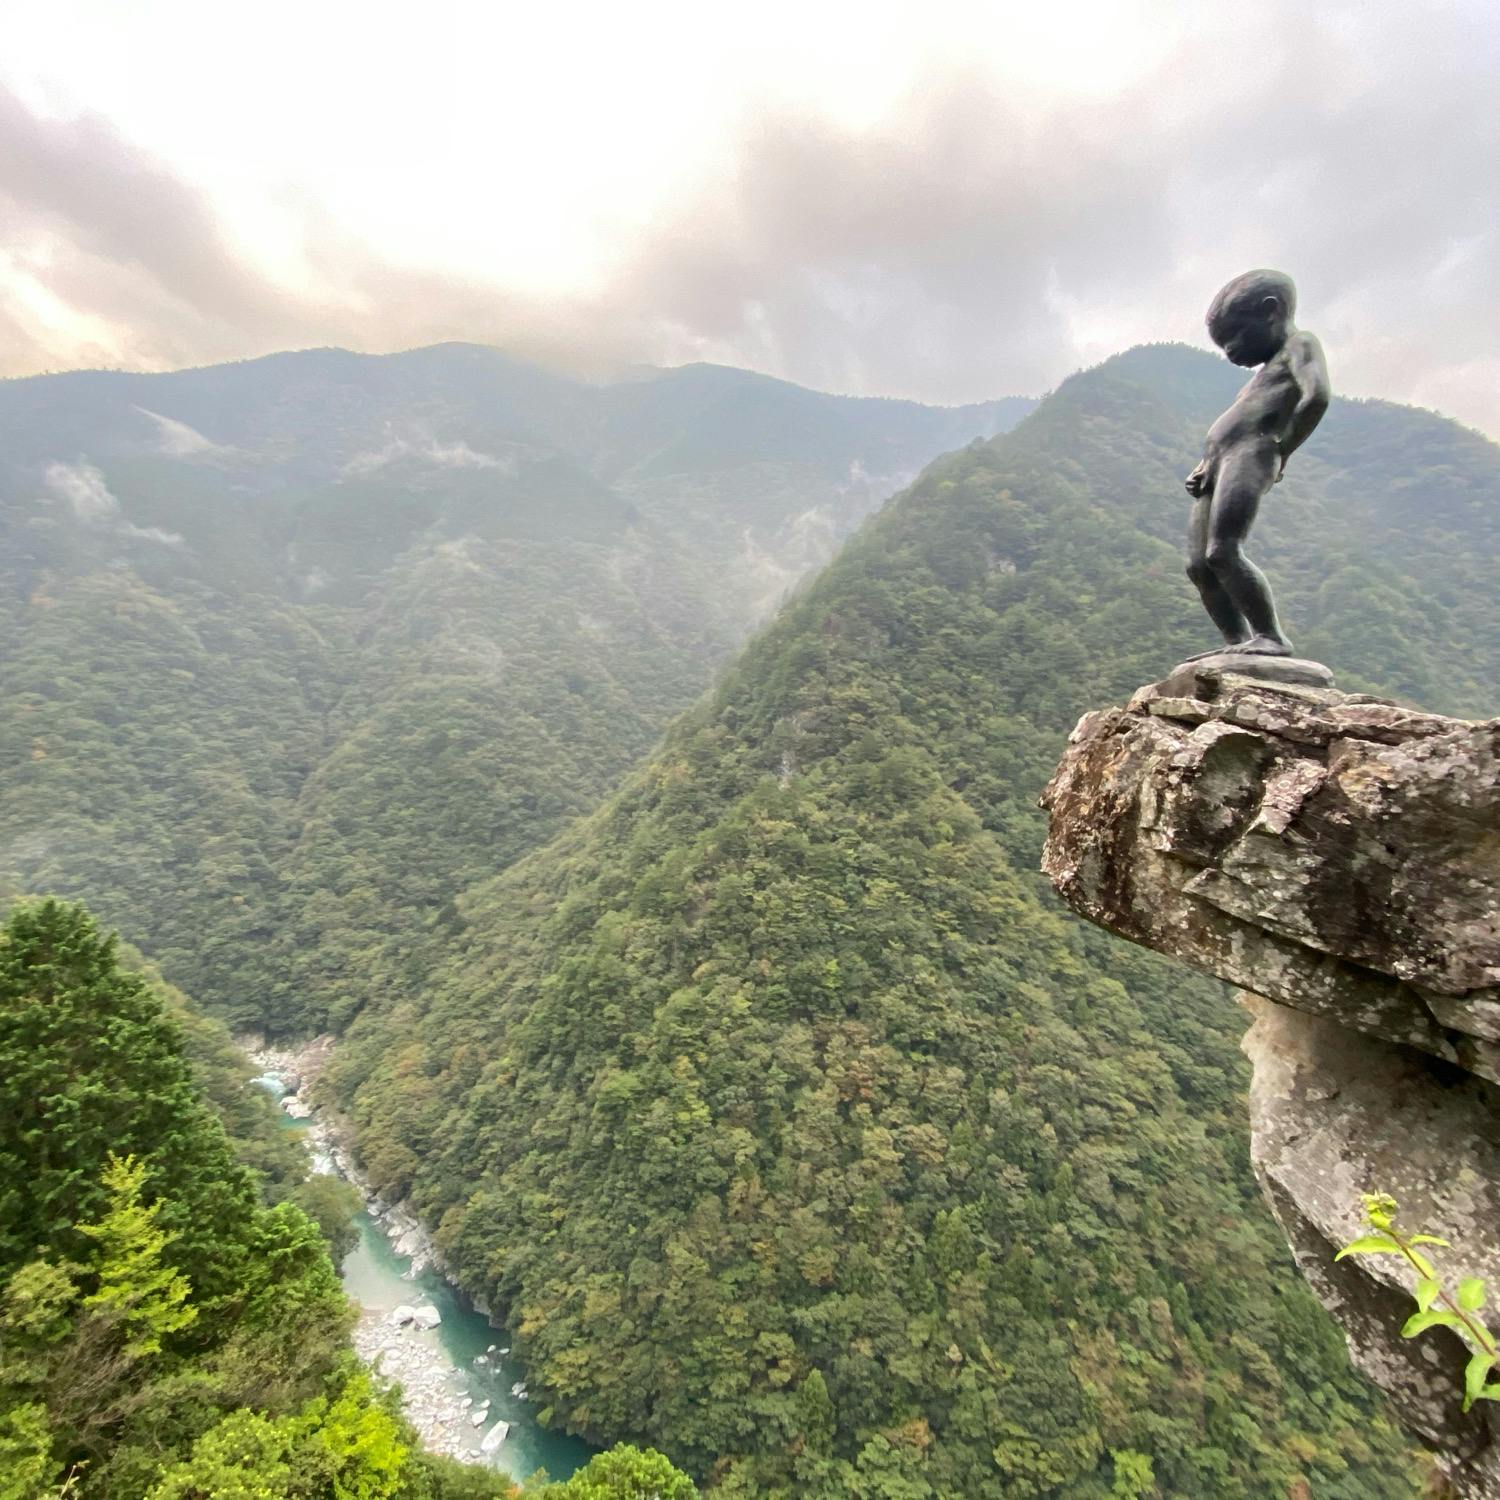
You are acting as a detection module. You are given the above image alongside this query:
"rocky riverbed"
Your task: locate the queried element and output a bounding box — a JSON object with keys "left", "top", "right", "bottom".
{"left": 242, "top": 1036, "right": 587, "bottom": 1478}
{"left": 352, "top": 1304, "right": 509, "bottom": 1461}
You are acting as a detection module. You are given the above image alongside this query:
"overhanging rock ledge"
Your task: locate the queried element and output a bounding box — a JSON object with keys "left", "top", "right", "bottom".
{"left": 1041, "top": 664, "right": 1500, "bottom": 1497}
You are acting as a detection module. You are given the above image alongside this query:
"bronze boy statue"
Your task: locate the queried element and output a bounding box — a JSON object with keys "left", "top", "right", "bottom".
{"left": 1184, "top": 269, "right": 1330, "bottom": 658}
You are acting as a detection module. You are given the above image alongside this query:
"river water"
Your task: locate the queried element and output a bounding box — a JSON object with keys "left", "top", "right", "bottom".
{"left": 339, "top": 1203, "right": 592, "bottom": 1484}
{"left": 257, "top": 1077, "right": 590, "bottom": 1485}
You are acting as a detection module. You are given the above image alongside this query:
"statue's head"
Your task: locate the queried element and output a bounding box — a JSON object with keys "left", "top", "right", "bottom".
{"left": 1206, "top": 269, "right": 1297, "bottom": 367}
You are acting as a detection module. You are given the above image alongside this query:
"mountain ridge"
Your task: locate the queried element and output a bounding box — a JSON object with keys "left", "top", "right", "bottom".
{"left": 321, "top": 341, "right": 1500, "bottom": 1494}
{"left": 0, "top": 343, "right": 1031, "bottom": 1032}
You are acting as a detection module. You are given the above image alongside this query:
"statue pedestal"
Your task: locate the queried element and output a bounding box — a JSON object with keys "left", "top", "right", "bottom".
{"left": 1166, "top": 652, "right": 1334, "bottom": 691}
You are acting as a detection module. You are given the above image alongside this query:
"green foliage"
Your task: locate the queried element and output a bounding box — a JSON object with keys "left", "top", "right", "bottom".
{"left": 1109, "top": 1448, "right": 1156, "bottom": 1498}
{"left": 1338, "top": 1194, "right": 1500, "bottom": 1411}
{"left": 142, "top": 1378, "right": 412, "bottom": 1500}
{"left": 77, "top": 1155, "right": 197, "bottom": 1358}
{"left": 143, "top": 1409, "right": 300, "bottom": 1499}
{"left": 0, "top": 348, "right": 1021, "bottom": 1040}
{"left": 287, "top": 1176, "right": 366, "bottom": 1265}
{"left": 527, "top": 1445, "right": 696, "bottom": 1499}
{"left": 0, "top": 899, "right": 440, "bottom": 1497}
{"left": 319, "top": 346, "right": 1497, "bottom": 1495}
{"left": 0, "top": 1400, "right": 58, "bottom": 1500}
{"left": 0, "top": 898, "right": 261, "bottom": 1322}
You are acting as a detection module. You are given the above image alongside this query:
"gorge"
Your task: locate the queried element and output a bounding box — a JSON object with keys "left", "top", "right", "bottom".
{"left": 6, "top": 338, "right": 1500, "bottom": 1494}
{"left": 250, "top": 1047, "right": 592, "bottom": 1485}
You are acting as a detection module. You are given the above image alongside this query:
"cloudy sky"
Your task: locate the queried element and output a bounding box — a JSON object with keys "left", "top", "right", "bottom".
{"left": 3, "top": 0, "right": 1499, "bottom": 432}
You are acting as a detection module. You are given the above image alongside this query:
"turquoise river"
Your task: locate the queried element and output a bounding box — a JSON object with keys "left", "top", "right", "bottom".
{"left": 260, "top": 1076, "right": 591, "bottom": 1486}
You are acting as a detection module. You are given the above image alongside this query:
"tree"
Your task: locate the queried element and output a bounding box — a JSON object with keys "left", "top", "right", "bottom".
{"left": 144, "top": 1409, "right": 296, "bottom": 1500}
{"left": 0, "top": 1402, "right": 58, "bottom": 1500}
{"left": 0, "top": 899, "right": 258, "bottom": 1322}
{"left": 77, "top": 1155, "right": 197, "bottom": 1358}
{"left": 0, "top": 898, "right": 453, "bottom": 1495}
{"left": 287, "top": 1176, "right": 364, "bottom": 1264}
{"left": 532, "top": 1445, "right": 697, "bottom": 1499}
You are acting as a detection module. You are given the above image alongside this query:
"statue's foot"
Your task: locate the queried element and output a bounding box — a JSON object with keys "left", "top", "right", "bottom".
{"left": 1237, "top": 635, "right": 1294, "bottom": 657}
{"left": 1183, "top": 642, "right": 1251, "bottom": 662}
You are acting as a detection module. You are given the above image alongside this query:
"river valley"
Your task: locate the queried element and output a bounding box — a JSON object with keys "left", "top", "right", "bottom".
{"left": 250, "top": 1055, "right": 591, "bottom": 1487}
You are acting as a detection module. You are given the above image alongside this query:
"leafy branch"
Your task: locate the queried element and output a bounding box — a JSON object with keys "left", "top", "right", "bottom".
{"left": 1337, "top": 1193, "right": 1500, "bottom": 1411}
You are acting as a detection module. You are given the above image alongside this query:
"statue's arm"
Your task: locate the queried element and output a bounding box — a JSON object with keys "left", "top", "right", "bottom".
{"left": 1278, "top": 333, "right": 1331, "bottom": 473}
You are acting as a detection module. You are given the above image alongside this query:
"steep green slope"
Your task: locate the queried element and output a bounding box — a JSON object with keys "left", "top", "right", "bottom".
{"left": 0, "top": 347, "right": 1026, "bottom": 1033}
{"left": 326, "top": 345, "right": 1500, "bottom": 1497}
{"left": 0, "top": 898, "right": 485, "bottom": 1498}
{"left": 0, "top": 896, "right": 696, "bottom": 1499}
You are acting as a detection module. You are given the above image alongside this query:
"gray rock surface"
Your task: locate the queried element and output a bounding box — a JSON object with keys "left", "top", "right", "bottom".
{"left": 1169, "top": 652, "right": 1335, "bottom": 689}
{"left": 1042, "top": 665, "right": 1500, "bottom": 1496}
{"left": 1243, "top": 997, "right": 1500, "bottom": 1492}
{"left": 1041, "top": 665, "right": 1500, "bottom": 1080}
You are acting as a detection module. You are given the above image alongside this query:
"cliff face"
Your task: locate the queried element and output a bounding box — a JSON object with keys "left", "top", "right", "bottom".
{"left": 1042, "top": 663, "right": 1500, "bottom": 1497}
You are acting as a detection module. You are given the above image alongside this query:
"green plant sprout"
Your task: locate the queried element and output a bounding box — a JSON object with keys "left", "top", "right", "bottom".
{"left": 1337, "top": 1193, "right": 1500, "bottom": 1412}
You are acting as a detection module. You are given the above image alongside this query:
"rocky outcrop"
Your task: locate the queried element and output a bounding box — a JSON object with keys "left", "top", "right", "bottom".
{"left": 1042, "top": 663, "right": 1500, "bottom": 1497}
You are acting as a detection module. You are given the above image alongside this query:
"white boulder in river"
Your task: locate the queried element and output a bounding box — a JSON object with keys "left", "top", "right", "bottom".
{"left": 412, "top": 1305, "right": 441, "bottom": 1330}
{"left": 480, "top": 1420, "right": 510, "bottom": 1454}
{"left": 389, "top": 1305, "right": 417, "bottom": 1327}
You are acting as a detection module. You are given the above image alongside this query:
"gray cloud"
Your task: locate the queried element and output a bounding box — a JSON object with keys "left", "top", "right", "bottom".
{"left": 3, "top": 1, "right": 1500, "bottom": 434}
{"left": 602, "top": 0, "right": 1500, "bottom": 423}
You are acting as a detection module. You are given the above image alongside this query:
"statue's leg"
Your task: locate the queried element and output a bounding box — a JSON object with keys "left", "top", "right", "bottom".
{"left": 1185, "top": 494, "right": 1250, "bottom": 649}
{"left": 1205, "top": 449, "right": 1293, "bottom": 655}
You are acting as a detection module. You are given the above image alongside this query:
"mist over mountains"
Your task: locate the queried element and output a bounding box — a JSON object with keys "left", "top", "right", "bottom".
{"left": 5, "top": 330, "right": 1498, "bottom": 1493}
{"left": 0, "top": 343, "right": 1029, "bottom": 606}
{"left": 0, "top": 344, "right": 1029, "bottom": 1031}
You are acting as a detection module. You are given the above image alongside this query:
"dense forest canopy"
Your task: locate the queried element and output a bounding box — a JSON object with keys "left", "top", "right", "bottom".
{"left": 6, "top": 340, "right": 1500, "bottom": 1495}
{"left": 321, "top": 344, "right": 1500, "bottom": 1496}
{"left": 0, "top": 896, "right": 699, "bottom": 1498}
{"left": 0, "top": 346, "right": 1026, "bottom": 1035}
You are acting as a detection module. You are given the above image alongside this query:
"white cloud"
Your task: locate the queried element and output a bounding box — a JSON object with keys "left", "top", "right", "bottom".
{"left": 45, "top": 459, "right": 117, "bottom": 521}
{"left": 341, "top": 433, "right": 514, "bottom": 477}
{"left": 133, "top": 405, "right": 233, "bottom": 458}
{"left": 43, "top": 457, "right": 183, "bottom": 545}
{"left": 119, "top": 520, "right": 184, "bottom": 546}
{"left": 426, "top": 439, "right": 508, "bottom": 471}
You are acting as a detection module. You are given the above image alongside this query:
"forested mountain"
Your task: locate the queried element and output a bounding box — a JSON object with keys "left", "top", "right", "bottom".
{"left": 321, "top": 344, "right": 1500, "bottom": 1497}
{"left": 10, "top": 339, "right": 1500, "bottom": 1494}
{"left": 0, "top": 347, "right": 1027, "bottom": 1032}
{"left": 0, "top": 896, "right": 700, "bottom": 1497}
{"left": 0, "top": 897, "right": 478, "bottom": 1497}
